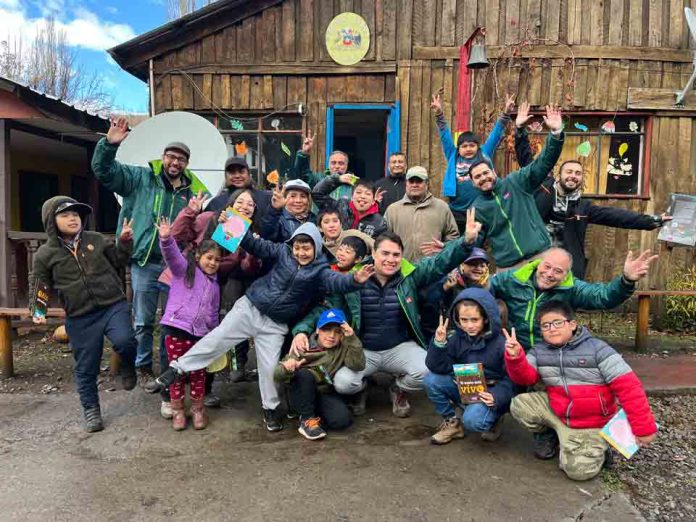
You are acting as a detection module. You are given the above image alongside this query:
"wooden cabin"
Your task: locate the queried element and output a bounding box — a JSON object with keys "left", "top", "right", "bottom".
{"left": 109, "top": 0, "right": 696, "bottom": 303}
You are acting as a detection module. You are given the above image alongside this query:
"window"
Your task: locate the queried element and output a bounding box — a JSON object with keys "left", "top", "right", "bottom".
{"left": 210, "top": 113, "right": 303, "bottom": 188}
{"left": 507, "top": 114, "right": 650, "bottom": 197}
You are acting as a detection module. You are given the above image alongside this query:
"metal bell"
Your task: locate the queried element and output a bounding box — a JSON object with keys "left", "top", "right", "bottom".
{"left": 467, "top": 43, "right": 489, "bottom": 69}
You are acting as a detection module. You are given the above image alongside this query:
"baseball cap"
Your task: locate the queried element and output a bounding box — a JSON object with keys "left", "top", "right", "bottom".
{"left": 164, "top": 141, "right": 191, "bottom": 159}
{"left": 406, "top": 166, "right": 428, "bottom": 181}
{"left": 316, "top": 308, "right": 347, "bottom": 329}
{"left": 54, "top": 200, "right": 92, "bottom": 217}
{"left": 463, "top": 247, "right": 490, "bottom": 264}
{"left": 225, "top": 156, "right": 249, "bottom": 171}
{"left": 283, "top": 178, "right": 311, "bottom": 195}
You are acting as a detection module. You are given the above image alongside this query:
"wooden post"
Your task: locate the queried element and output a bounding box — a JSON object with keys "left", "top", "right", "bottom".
{"left": 0, "top": 120, "right": 11, "bottom": 307}
{"left": 0, "top": 315, "right": 13, "bottom": 378}
{"left": 636, "top": 294, "right": 651, "bottom": 352}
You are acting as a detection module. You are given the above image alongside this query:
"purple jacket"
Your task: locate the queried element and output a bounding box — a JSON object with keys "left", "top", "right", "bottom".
{"left": 159, "top": 235, "right": 220, "bottom": 337}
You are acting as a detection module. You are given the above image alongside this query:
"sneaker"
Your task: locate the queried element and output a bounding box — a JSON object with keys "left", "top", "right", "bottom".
{"left": 286, "top": 408, "right": 300, "bottom": 420}
{"left": 145, "top": 366, "right": 180, "bottom": 393}
{"left": 389, "top": 384, "right": 411, "bottom": 418}
{"left": 137, "top": 367, "right": 158, "bottom": 393}
{"left": 533, "top": 429, "right": 559, "bottom": 460}
{"left": 349, "top": 386, "right": 368, "bottom": 417}
{"left": 203, "top": 394, "right": 221, "bottom": 408}
{"left": 602, "top": 448, "right": 614, "bottom": 470}
{"left": 83, "top": 406, "right": 104, "bottom": 433}
{"left": 431, "top": 417, "right": 465, "bottom": 445}
{"left": 263, "top": 408, "right": 284, "bottom": 432}
{"left": 228, "top": 369, "right": 246, "bottom": 383}
{"left": 481, "top": 416, "right": 504, "bottom": 442}
{"left": 160, "top": 400, "right": 173, "bottom": 419}
{"left": 120, "top": 362, "right": 137, "bottom": 391}
{"left": 298, "top": 417, "right": 326, "bottom": 441}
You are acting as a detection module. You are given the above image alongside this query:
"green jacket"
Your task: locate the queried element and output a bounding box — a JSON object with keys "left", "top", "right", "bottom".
{"left": 292, "top": 151, "right": 353, "bottom": 200}
{"left": 91, "top": 138, "right": 209, "bottom": 266}
{"left": 473, "top": 132, "right": 564, "bottom": 268}
{"left": 292, "top": 236, "right": 475, "bottom": 347}
{"left": 489, "top": 258, "right": 636, "bottom": 348}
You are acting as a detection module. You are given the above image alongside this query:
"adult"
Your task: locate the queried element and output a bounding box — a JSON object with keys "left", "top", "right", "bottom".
{"left": 206, "top": 156, "right": 272, "bottom": 223}
{"left": 384, "top": 166, "right": 459, "bottom": 263}
{"left": 468, "top": 104, "right": 564, "bottom": 270}
{"left": 489, "top": 247, "right": 657, "bottom": 349}
{"left": 375, "top": 152, "right": 407, "bottom": 213}
{"left": 291, "top": 209, "right": 482, "bottom": 418}
{"left": 260, "top": 179, "right": 316, "bottom": 243}
{"left": 292, "top": 130, "right": 354, "bottom": 196}
{"left": 91, "top": 117, "right": 209, "bottom": 389}
{"left": 512, "top": 111, "right": 671, "bottom": 278}
{"left": 313, "top": 178, "right": 387, "bottom": 238}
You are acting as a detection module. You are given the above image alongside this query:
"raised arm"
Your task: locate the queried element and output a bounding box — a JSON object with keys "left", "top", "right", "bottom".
{"left": 480, "top": 93, "right": 514, "bottom": 158}
{"left": 586, "top": 203, "right": 664, "bottom": 230}
{"left": 240, "top": 229, "right": 283, "bottom": 259}
{"left": 312, "top": 174, "right": 342, "bottom": 209}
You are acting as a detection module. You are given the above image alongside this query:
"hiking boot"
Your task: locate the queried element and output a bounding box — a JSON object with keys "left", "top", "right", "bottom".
{"left": 170, "top": 399, "right": 187, "bottom": 431}
{"left": 190, "top": 398, "right": 208, "bottom": 430}
{"left": 603, "top": 449, "right": 614, "bottom": 470}
{"left": 137, "top": 367, "right": 158, "bottom": 393}
{"left": 83, "top": 406, "right": 104, "bottom": 433}
{"left": 120, "top": 361, "right": 137, "bottom": 391}
{"left": 533, "top": 429, "right": 559, "bottom": 460}
{"left": 204, "top": 394, "right": 221, "bottom": 408}
{"left": 431, "top": 417, "right": 465, "bottom": 445}
{"left": 146, "top": 366, "right": 180, "bottom": 393}
{"left": 481, "top": 416, "right": 504, "bottom": 442}
{"left": 349, "top": 386, "right": 368, "bottom": 417}
{"left": 389, "top": 384, "right": 411, "bottom": 418}
{"left": 263, "top": 408, "right": 284, "bottom": 432}
{"left": 298, "top": 417, "right": 326, "bottom": 441}
{"left": 160, "top": 400, "right": 173, "bottom": 419}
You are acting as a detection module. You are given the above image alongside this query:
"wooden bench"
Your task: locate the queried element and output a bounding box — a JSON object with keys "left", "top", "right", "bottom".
{"left": 635, "top": 291, "right": 696, "bottom": 352}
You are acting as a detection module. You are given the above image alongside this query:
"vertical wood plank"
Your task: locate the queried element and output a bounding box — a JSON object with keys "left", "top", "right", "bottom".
{"left": 379, "top": 0, "right": 398, "bottom": 60}
{"left": 239, "top": 75, "right": 251, "bottom": 109}
{"left": 214, "top": 26, "right": 236, "bottom": 64}
{"left": 299, "top": 0, "right": 314, "bottom": 61}
{"left": 668, "top": 0, "right": 683, "bottom": 48}
{"left": 528, "top": 60, "right": 542, "bottom": 105}
{"left": 595, "top": 62, "right": 610, "bottom": 110}
{"left": 249, "top": 75, "right": 264, "bottom": 109}
{"left": 646, "top": 0, "right": 661, "bottom": 47}
{"left": 420, "top": 63, "right": 433, "bottom": 170}
{"left": 237, "top": 17, "right": 254, "bottom": 63}
{"left": 486, "top": 0, "right": 500, "bottom": 44}
{"left": 220, "top": 75, "right": 231, "bottom": 109}
{"left": 201, "top": 35, "right": 215, "bottom": 63}
{"left": 505, "top": 0, "right": 520, "bottom": 44}
{"left": 589, "top": 0, "right": 604, "bottom": 45}
{"left": 308, "top": 77, "right": 328, "bottom": 170}
{"left": 229, "top": 76, "right": 242, "bottom": 108}
{"left": 407, "top": 61, "right": 424, "bottom": 166}
{"left": 413, "top": 0, "right": 437, "bottom": 46}
{"left": 263, "top": 75, "right": 274, "bottom": 108}
{"left": 607, "top": 0, "right": 623, "bottom": 45}
{"left": 441, "top": 0, "right": 457, "bottom": 46}
{"left": 287, "top": 76, "right": 308, "bottom": 106}
{"left": 384, "top": 74, "right": 396, "bottom": 101}
{"left": 397, "top": 0, "right": 413, "bottom": 59}
{"left": 361, "top": 0, "right": 377, "bottom": 60}
{"left": 544, "top": 0, "right": 561, "bottom": 40}
{"left": 567, "top": 0, "right": 582, "bottom": 44}
{"left": 398, "top": 64, "right": 411, "bottom": 152}
{"left": 317, "top": 0, "right": 335, "bottom": 62}
{"left": 327, "top": 75, "right": 347, "bottom": 102}
{"left": 573, "top": 59, "right": 588, "bottom": 106}
{"left": 525, "top": 0, "right": 542, "bottom": 38}
{"left": 281, "top": 0, "right": 296, "bottom": 62}
{"left": 273, "top": 76, "right": 287, "bottom": 108}
{"left": 628, "top": 0, "right": 642, "bottom": 46}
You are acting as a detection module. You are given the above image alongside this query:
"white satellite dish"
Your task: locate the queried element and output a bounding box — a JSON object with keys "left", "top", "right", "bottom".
{"left": 676, "top": 7, "right": 696, "bottom": 105}
{"left": 114, "top": 111, "right": 229, "bottom": 201}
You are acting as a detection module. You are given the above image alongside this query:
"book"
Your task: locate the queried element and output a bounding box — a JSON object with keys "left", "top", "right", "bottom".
{"left": 599, "top": 409, "right": 639, "bottom": 459}
{"left": 211, "top": 208, "right": 252, "bottom": 254}
{"left": 32, "top": 282, "right": 50, "bottom": 320}
{"left": 453, "top": 363, "right": 487, "bottom": 404}
{"left": 658, "top": 193, "right": 696, "bottom": 247}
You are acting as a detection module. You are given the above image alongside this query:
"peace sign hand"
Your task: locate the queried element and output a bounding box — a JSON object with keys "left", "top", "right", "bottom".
{"left": 504, "top": 93, "right": 516, "bottom": 115}
{"left": 464, "top": 207, "right": 482, "bottom": 245}
{"left": 188, "top": 190, "right": 207, "bottom": 214}
{"left": 430, "top": 93, "right": 443, "bottom": 114}
{"left": 375, "top": 187, "right": 386, "bottom": 205}
{"left": 502, "top": 327, "right": 522, "bottom": 358}
{"left": 271, "top": 185, "right": 286, "bottom": 210}
{"left": 155, "top": 216, "right": 171, "bottom": 240}
{"left": 301, "top": 129, "right": 316, "bottom": 154}
{"left": 119, "top": 218, "right": 134, "bottom": 242}
{"left": 435, "top": 315, "right": 449, "bottom": 344}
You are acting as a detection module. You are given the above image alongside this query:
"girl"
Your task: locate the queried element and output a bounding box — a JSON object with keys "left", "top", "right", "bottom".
{"left": 423, "top": 288, "right": 515, "bottom": 445}
{"left": 156, "top": 216, "right": 222, "bottom": 430}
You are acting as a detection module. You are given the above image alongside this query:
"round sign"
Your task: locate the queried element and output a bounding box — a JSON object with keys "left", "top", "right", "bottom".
{"left": 325, "top": 12, "right": 370, "bottom": 66}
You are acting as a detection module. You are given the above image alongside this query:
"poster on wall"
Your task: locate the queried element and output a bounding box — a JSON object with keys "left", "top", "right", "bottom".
{"left": 325, "top": 12, "right": 370, "bottom": 66}
{"left": 658, "top": 193, "right": 696, "bottom": 246}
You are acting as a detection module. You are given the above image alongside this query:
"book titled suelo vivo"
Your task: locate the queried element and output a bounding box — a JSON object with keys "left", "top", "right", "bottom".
{"left": 453, "top": 363, "right": 487, "bottom": 404}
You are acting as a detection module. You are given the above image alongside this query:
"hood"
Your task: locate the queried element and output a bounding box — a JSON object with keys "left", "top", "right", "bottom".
{"left": 41, "top": 196, "right": 91, "bottom": 242}
{"left": 540, "top": 325, "right": 591, "bottom": 351}
{"left": 287, "top": 222, "right": 324, "bottom": 262}
{"left": 512, "top": 258, "right": 575, "bottom": 290}
{"left": 449, "top": 287, "right": 501, "bottom": 339}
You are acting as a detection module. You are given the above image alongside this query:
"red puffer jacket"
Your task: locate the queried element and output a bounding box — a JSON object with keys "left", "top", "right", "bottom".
{"left": 505, "top": 327, "right": 657, "bottom": 437}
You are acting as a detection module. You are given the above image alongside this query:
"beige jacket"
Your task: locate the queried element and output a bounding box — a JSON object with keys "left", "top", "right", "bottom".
{"left": 384, "top": 192, "right": 459, "bottom": 262}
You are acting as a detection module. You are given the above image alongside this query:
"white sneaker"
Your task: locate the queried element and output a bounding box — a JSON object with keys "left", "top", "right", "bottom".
{"left": 160, "top": 400, "right": 173, "bottom": 419}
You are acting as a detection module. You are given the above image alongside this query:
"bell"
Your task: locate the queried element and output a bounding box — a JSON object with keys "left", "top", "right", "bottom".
{"left": 467, "top": 43, "right": 489, "bottom": 69}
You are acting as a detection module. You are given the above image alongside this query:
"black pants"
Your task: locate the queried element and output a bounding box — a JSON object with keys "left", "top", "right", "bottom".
{"left": 288, "top": 369, "right": 352, "bottom": 430}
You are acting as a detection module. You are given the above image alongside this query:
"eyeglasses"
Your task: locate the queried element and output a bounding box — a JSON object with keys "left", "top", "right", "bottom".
{"left": 540, "top": 319, "right": 571, "bottom": 331}
{"left": 164, "top": 153, "right": 188, "bottom": 164}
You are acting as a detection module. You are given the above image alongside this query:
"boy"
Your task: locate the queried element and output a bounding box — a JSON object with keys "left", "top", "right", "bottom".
{"left": 331, "top": 235, "right": 369, "bottom": 273}
{"left": 313, "top": 178, "right": 387, "bottom": 238}
{"left": 424, "top": 288, "right": 515, "bottom": 445}
{"left": 274, "top": 308, "right": 365, "bottom": 440}
{"left": 151, "top": 223, "right": 375, "bottom": 431}
{"left": 504, "top": 301, "right": 657, "bottom": 481}
{"left": 31, "top": 196, "right": 138, "bottom": 432}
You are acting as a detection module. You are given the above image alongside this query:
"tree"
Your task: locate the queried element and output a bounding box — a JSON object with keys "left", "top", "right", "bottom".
{"left": 0, "top": 18, "right": 112, "bottom": 114}
{"left": 167, "top": 0, "right": 218, "bottom": 20}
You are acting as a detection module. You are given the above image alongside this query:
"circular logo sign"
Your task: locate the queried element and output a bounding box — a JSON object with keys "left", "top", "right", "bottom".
{"left": 325, "top": 12, "right": 370, "bottom": 66}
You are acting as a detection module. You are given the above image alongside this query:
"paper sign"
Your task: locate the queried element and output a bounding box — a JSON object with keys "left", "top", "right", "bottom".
{"left": 211, "top": 208, "right": 252, "bottom": 253}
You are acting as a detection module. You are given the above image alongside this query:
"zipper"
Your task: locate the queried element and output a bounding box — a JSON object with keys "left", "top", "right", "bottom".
{"left": 396, "top": 283, "right": 425, "bottom": 347}
{"left": 559, "top": 347, "right": 572, "bottom": 425}
{"left": 190, "top": 275, "right": 211, "bottom": 329}
{"left": 524, "top": 286, "right": 544, "bottom": 346}
{"left": 599, "top": 393, "right": 609, "bottom": 416}
{"left": 68, "top": 243, "right": 98, "bottom": 305}
{"left": 494, "top": 193, "right": 524, "bottom": 257}
{"left": 140, "top": 188, "right": 163, "bottom": 267}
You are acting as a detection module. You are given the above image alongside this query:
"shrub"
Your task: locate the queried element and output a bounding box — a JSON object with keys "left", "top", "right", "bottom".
{"left": 663, "top": 266, "right": 696, "bottom": 333}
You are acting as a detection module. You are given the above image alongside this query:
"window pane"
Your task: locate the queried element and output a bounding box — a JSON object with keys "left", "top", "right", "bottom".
{"left": 259, "top": 134, "right": 303, "bottom": 188}
{"left": 224, "top": 133, "right": 260, "bottom": 181}
{"left": 604, "top": 133, "right": 642, "bottom": 195}
{"left": 261, "top": 114, "right": 303, "bottom": 131}
{"left": 218, "top": 117, "right": 259, "bottom": 131}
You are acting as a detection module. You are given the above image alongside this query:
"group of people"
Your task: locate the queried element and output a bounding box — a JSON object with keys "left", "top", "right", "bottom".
{"left": 31, "top": 96, "right": 669, "bottom": 482}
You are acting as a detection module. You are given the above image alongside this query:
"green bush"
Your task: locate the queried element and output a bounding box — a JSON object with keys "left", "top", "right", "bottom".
{"left": 663, "top": 266, "right": 696, "bottom": 333}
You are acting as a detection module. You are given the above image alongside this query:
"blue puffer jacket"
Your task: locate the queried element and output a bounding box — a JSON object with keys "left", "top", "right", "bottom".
{"left": 260, "top": 207, "right": 317, "bottom": 243}
{"left": 425, "top": 287, "right": 516, "bottom": 413}
{"left": 241, "top": 223, "right": 360, "bottom": 325}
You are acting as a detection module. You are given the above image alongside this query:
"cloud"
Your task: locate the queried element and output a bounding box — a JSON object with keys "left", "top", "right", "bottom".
{"left": 0, "top": 0, "right": 21, "bottom": 9}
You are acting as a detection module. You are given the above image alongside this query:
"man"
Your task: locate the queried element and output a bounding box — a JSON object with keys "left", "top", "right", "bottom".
{"left": 489, "top": 246, "right": 657, "bottom": 349}
{"left": 91, "top": 117, "right": 209, "bottom": 389}
{"left": 292, "top": 129, "right": 355, "bottom": 198}
{"left": 207, "top": 156, "right": 272, "bottom": 222}
{"left": 290, "top": 211, "right": 480, "bottom": 419}
{"left": 384, "top": 166, "right": 459, "bottom": 262}
{"left": 313, "top": 178, "right": 387, "bottom": 238}
{"left": 468, "top": 104, "right": 564, "bottom": 271}
{"left": 375, "top": 152, "right": 407, "bottom": 213}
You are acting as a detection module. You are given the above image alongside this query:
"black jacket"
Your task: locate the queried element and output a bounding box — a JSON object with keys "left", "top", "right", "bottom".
{"left": 375, "top": 175, "right": 407, "bottom": 213}
{"left": 207, "top": 185, "right": 272, "bottom": 223}
{"left": 515, "top": 127, "right": 662, "bottom": 278}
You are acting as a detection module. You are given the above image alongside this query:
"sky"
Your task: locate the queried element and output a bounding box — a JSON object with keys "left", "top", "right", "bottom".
{"left": 0, "top": 0, "right": 175, "bottom": 113}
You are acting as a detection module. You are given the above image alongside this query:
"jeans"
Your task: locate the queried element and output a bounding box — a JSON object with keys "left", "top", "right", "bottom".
{"left": 288, "top": 368, "right": 352, "bottom": 430}
{"left": 130, "top": 261, "right": 165, "bottom": 369}
{"left": 64, "top": 300, "right": 137, "bottom": 410}
{"left": 424, "top": 372, "right": 500, "bottom": 432}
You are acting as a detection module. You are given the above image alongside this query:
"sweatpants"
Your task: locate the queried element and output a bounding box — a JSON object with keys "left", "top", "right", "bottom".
{"left": 332, "top": 341, "right": 428, "bottom": 395}
{"left": 64, "top": 300, "right": 137, "bottom": 410}
{"left": 510, "top": 392, "right": 608, "bottom": 481}
{"left": 170, "top": 296, "right": 288, "bottom": 410}
{"left": 162, "top": 326, "right": 205, "bottom": 401}
{"left": 288, "top": 368, "right": 352, "bottom": 430}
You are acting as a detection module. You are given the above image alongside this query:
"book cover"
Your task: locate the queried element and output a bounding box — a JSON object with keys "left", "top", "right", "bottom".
{"left": 211, "top": 208, "right": 252, "bottom": 254}
{"left": 599, "top": 409, "right": 639, "bottom": 459}
{"left": 32, "top": 282, "right": 50, "bottom": 320}
{"left": 453, "top": 363, "right": 487, "bottom": 404}
{"left": 658, "top": 193, "right": 696, "bottom": 246}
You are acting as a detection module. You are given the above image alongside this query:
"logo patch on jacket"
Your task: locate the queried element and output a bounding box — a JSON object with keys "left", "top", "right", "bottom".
{"left": 406, "top": 297, "right": 413, "bottom": 303}
{"left": 503, "top": 191, "right": 511, "bottom": 200}
{"left": 578, "top": 358, "right": 587, "bottom": 366}
{"left": 86, "top": 244, "right": 94, "bottom": 251}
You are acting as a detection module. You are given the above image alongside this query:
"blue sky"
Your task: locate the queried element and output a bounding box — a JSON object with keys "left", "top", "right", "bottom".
{"left": 0, "top": 0, "right": 175, "bottom": 113}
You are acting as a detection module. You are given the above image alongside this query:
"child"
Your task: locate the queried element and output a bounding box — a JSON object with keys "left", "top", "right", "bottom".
{"left": 31, "top": 196, "right": 138, "bottom": 432}
{"left": 331, "top": 235, "right": 369, "bottom": 273}
{"left": 156, "top": 216, "right": 223, "bottom": 431}
{"left": 152, "top": 223, "right": 375, "bottom": 432}
{"left": 317, "top": 206, "right": 344, "bottom": 260}
{"left": 424, "top": 288, "right": 515, "bottom": 445}
{"left": 274, "top": 308, "right": 365, "bottom": 440}
{"left": 504, "top": 301, "right": 657, "bottom": 481}
{"left": 261, "top": 179, "right": 316, "bottom": 243}
{"left": 313, "top": 178, "right": 387, "bottom": 238}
